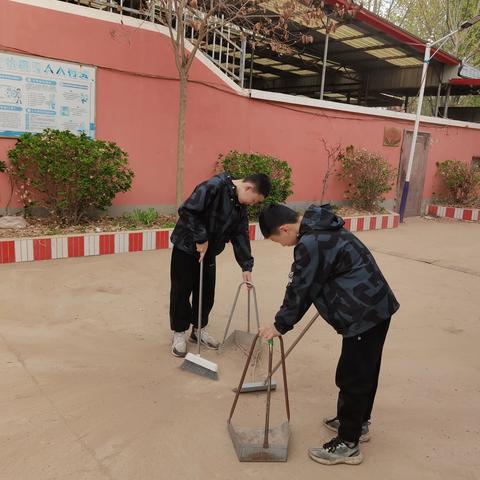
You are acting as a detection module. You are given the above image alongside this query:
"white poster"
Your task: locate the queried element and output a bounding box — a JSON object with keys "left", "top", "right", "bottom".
{"left": 0, "top": 52, "right": 96, "bottom": 138}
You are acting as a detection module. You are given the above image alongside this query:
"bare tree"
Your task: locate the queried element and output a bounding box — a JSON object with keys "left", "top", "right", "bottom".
{"left": 320, "top": 138, "right": 342, "bottom": 203}
{"left": 149, "top": 0, "right": 360, "bottom": 213}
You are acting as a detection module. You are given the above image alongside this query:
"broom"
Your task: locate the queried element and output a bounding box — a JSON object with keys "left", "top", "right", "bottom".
{"left": 180, "top": 259, "right": 219, "bottom": 380}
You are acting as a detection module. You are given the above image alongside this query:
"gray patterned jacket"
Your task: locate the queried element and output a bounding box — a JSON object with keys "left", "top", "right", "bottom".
{"left": 274, "top": 204, "right": 399, "bottom": 337}
{"left": 170, "top": 173, "right": 253, "bottom": 271}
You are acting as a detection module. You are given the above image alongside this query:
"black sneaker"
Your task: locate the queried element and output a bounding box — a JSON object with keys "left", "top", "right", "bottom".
{"left": 308, "top": 437, "right": 363, "bottom": 465}
{"left": 323, "top": 416, "right": 370, "bottom": 442}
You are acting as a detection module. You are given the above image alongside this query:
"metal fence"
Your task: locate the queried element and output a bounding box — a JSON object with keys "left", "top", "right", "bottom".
{"left": 60, "top": 0, "right": 247, "bottom": 86}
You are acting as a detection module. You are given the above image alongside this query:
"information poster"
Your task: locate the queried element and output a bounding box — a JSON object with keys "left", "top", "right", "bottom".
{"left": 0, "top": 52, "right": 96, "bottom": 138}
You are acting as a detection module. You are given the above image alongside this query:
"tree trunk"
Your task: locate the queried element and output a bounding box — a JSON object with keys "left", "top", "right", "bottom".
{"left": 175, "top": 72, "right": 188, "bottom": 216}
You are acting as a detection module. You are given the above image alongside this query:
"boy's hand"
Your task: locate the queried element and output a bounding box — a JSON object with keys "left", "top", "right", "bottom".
{"left": 259, "top": 324, "right": 281, "bottom": 340}
{"left": 196, "top": 241, "right": 208, "bottom": 262}
{"left": 242, "top": 271, "right": 253, "bottom": 289}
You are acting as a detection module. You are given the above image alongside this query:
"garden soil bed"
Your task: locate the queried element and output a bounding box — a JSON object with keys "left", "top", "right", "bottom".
{"left": 0, "top": 215, "right": 177, "bottom": 239}
{"left": 0, "top": 206, "right": 385, "bottom": 239}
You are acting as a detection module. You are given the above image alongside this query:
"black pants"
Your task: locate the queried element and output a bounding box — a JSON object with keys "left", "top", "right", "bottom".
{"left": 336, "top": 318, "right": 391, "bottom": 443}
{"left": 169, "top": 247, "right": 216, "bottom": 332}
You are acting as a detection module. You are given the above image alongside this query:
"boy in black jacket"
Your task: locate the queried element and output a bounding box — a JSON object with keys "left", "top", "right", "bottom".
{"left": 258, "top": 203, "right": 399, "bottom": 465}
{"left": 169, "top": 173, "right": 271, "bottom": 357}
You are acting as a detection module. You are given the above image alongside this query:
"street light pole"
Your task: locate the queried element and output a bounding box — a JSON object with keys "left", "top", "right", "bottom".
{"left": 398, "top": 14, "right": 480, "bottom": 223}
{"left": 398, "top": 42, "right": 431, "bottom": 223}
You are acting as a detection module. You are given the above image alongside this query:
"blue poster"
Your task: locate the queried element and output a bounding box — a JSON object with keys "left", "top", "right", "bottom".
{"left": 0, "top": 52, "right": 96, "bottom": 138}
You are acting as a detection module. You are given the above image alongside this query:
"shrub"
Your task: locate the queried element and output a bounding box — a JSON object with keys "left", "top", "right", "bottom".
{"left": 217, "top": 150, "right": 293, "bottom": 219}
{"left": 435, "top": 160, "right": 480, "bottom": 206}
{"left": 122, "top": 208, "right": 159, "bottom": 228}
{"left": 7, "top": 129, "right": 134, "bottom": 224}
{"left": 337, "top": 146, "right": 396, "bottom": 212}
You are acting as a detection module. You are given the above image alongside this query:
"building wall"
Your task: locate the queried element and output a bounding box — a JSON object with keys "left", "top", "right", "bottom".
{"left": 1, "top": 0, "right": 479, "bottom": 214}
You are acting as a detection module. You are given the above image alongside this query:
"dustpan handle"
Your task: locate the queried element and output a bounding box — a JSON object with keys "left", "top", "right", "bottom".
{"left": 228, "top": 332, "right": 260, "bottom": 424}
{"left": 263, "top": 339, "right": 274, "bottom": 448}
{"left": 279, "top": 336, "right": 290, "bottom": 422}
{"left": 221, "top": 282, "right": 260, "bottom": 344}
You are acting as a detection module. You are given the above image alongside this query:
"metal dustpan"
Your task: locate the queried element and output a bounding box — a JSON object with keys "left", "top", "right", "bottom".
{"left": 218, "top": 282, "right": 261, "bottom": 354}
{"left": 228, "top": 335, "right": 291, "bottom": 462}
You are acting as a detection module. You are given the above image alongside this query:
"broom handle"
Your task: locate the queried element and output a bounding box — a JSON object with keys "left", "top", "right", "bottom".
{"left": 197, "top": 259, "right": 204, "bottom": 355}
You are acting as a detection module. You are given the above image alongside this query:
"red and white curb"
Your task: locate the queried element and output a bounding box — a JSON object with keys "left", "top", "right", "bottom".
{"left": 426, "top": 204, "right": 479, "bottom": 222}
{"left": 0, "top": 213, "right": 399, "bottom": 264}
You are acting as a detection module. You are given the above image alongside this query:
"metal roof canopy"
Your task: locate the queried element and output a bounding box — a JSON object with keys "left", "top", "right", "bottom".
{"left": 247, "top": 0, "right": 469, "bottom": 107}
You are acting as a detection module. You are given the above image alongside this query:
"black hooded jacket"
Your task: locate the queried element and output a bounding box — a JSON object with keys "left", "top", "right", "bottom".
{"left": 170, "top": 173, "right": 253, "bottom": 271}
{"left": 274, "top": 204, "right": 399, "bottom": 337}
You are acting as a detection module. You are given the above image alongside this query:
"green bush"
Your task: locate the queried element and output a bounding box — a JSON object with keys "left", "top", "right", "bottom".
{"left": 122, "top": 208, "right": 159, "bottom": 228}
{"left": 337, "top": 146, "right": 396, "bottom": 212}
{"left": 217, "top": 150, "right": 293, "bottom": 219}
{"left": 435, "top": 160, "right": 480, "bottom": 206}
{"left": 0, "top": 160, "right": 6, "bottom": 173}
{"left": 7, "top": 129, "right": 134, "bottom": 224}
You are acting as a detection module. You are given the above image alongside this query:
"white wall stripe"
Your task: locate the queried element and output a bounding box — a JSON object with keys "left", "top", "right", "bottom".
{"left": 168, "top": 229, "right": 174, "bottom": 249}
{"left": 387, "top": 216, "right": 394, "bottom": 229}
{"left": 454, "top": 208, "right": 463, "bottom": 220}
{"left": 472, "top": 209, "right": 479, "bottom": 221}
{"left": 51, "top": 237, "right": 68, "bottom": 259}
{"left": 363, "top": 217, "right": 371, "bottom": 231}
{"left": 83, "top": 235, "right": 91, "bottom": 256}
{"left": 83, "top": 235, "right": 99, "bottom": 256}
{"left": 114, "top": 232, "right": 129, "bottom": 253}
{"left": 254, "top": 224, "right": 264, "bottom": 240}
{"left": 142, "top": 231, "right": 155, "bottom": 251}
{"left": 14, "top": 239, "right": 33, "bottom": 262}
{"left": 350, "top": 218, "right": 358, "bottom": 232}
{"left": 438, "top": 206, "right": 446, "bottom": 217}
{"left": 376, "top": 215, "right": 383, "bottom": 230}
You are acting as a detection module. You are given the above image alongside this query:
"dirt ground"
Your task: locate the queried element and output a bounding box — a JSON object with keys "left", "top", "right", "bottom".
{"left": 1, "top": 217, "right": 479, "bottom": 480}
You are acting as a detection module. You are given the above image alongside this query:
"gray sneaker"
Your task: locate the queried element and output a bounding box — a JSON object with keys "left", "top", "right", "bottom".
{"left": 171, "top": 331, "right": 187, "bottom": 357}
{"left": 323, "top": 417, "right": 370, "bottom": 442}
{"left": 308, "top": 437, "right": 363, "bottom": 465}
{"left": 188, "top": 327, "right": 219, "bottom": 350}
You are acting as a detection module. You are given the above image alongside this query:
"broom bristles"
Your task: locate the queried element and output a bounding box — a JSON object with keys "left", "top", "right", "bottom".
{"left": 180, "top": 353, "right": 219, "bottom": 380}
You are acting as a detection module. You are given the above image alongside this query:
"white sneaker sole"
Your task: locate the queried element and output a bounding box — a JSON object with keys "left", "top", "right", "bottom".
{"left": 171, "top": 345, "right": 187, "bottom": 358}
{"left": 308, "top": 450, "right": 364, "bottom": 465}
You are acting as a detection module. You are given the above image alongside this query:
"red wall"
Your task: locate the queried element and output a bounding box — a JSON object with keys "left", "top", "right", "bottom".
{"left": 1, "top": 0, "right": 479, "bottom": 210}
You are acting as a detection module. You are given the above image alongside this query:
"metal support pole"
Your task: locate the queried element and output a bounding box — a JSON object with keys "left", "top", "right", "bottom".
{"left": 248, "top": 46, "right": 255, "bottom": 90}
{"left": 219, "top": 15, "right": 224, "bottom": 67}
{"left": 434, "top": 82, "right": 442, "bottom": 117}
{"left": 399, "top": 44, "right": 431, "bottom": 223}
{"left": 320, "top": 31, "right": 330, "bottom": 100}
{"left": 239, "top": 37, "right": 247, "bottom": 89}
{"left": 443, "top": 83, "right": 452, "bottom": 118}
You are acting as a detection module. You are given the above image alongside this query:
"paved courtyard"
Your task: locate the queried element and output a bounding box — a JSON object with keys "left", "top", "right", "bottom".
{"left": 0, "top": 217, "right": 479, "bottom": 480}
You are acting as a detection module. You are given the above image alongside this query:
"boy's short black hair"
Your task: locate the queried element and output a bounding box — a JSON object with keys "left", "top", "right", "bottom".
{"left": 243, "top": 173, "right": 271, "bottom": 198}
{"left": 259, "top": 203, "right": 299, "bottom": 238}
